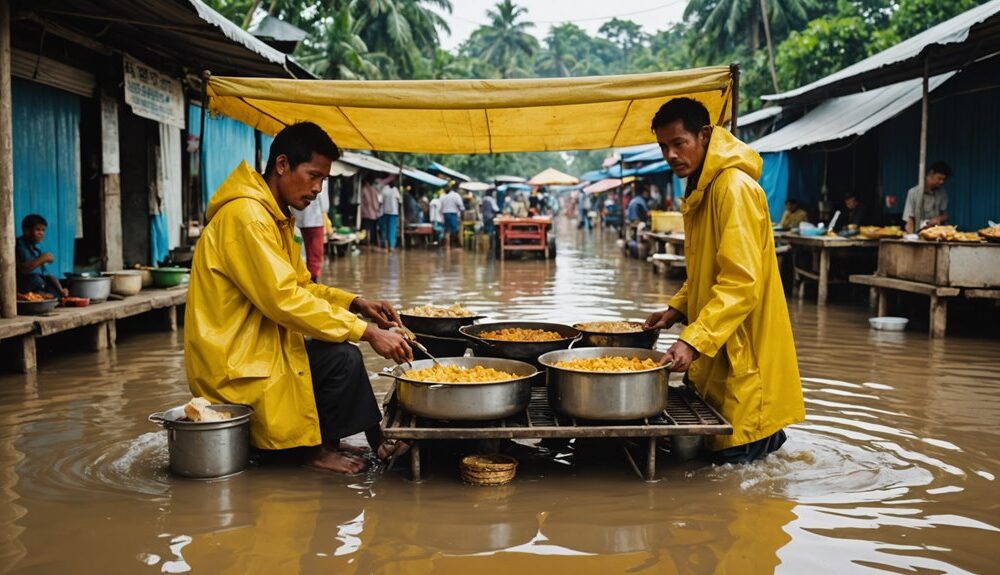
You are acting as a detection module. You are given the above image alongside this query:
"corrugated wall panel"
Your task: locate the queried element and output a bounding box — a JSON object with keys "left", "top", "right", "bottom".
{"left": 188, "top": 104, "right": 256, "bottom": 208}
{"left": 11, "top": 78, "right": 80, "bottom": 279}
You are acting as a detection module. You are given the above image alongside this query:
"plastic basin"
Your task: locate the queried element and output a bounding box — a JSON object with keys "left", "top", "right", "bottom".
{"left": 151, "top": 267, "right": 189, "bottom": 288}
{"left": 868, "top": 317, "right": 909, "bottom": 331}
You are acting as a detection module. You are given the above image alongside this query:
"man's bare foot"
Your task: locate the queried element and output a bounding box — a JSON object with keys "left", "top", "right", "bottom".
{"left": 338, "top": 441, "right": 370, "bottom": 456}
{"left": 307, "top": 448, "right": 368, "bottom": 474}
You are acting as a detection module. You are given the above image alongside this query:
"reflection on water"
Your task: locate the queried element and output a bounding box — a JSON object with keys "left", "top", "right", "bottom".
{"left": 1, "top": 220, "right": 999, "bottom": 574}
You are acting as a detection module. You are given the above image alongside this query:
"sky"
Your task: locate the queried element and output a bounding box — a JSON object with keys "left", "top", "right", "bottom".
{"left": 437, "top": 0, "right": 690, "bottom": 51}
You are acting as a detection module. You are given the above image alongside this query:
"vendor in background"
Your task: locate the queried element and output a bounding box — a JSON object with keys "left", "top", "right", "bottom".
{"left": 903, "top": 161, "right": 950, "bottom": 233}
{"left": 481, "top": 189, "right": 500, "bottom": 236}
{"left": 359, "top": 175, "right": 381, "bottom": 249}
{"left": 843, "top": 194, "right": 869, "bottom": 228}
{"left": 429, "top": 189, "right": 444, "bottom": 243}
{"left": 440, "top": 182, "right": 465, "bottom": 250}
{"left": 778, "top": 199, "right": 808, "bottom": 228}
{"left": 15, "top": 214, "right": 67, "bottom": 297}
{"left": 643, "top": 98, "right": 804, "bottom": 464}
{"left": 627, "top": 187, "right": 651, "bottom": 223}
{"left": 506, "top": 192, "right": 529, "bottom": 218}
{"left": 290, "top": 179, "right": 330, "bottom": 282}
{"left": 185, "top": 122, "right": 411, "bottom": 475}
{"left": 377, "top": 175, "right": 402, "bottom": 251}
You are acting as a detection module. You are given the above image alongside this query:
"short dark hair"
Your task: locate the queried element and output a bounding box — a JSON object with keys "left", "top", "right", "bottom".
{"left": 22, "top": 214, "right": 47, "bottom": 230}
{"left": 265, "top": 122, "right": 340, "bottom": 176}
{"left": 651, "top": 97, "right": 710, "bottom": 134}
{"left": 929, "top": 161, "right": 951, "bottom": 177}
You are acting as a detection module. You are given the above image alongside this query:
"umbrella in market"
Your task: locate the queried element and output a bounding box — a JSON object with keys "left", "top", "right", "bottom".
{"left": 528, "top": 168, "right": 579, "bottom": 186}
{"left": 583, "top": 178, "right": 623, "bottom": 194}
{"left": 459, "top": 181, "right": 493, "bottom": 192}
{"left": 493, "top": 175, "right": 527, "bottom": 183}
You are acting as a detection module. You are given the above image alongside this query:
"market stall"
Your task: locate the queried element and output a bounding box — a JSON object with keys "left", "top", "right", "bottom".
{"left": 780, "top": 233, "right": 880, "bottom": 305}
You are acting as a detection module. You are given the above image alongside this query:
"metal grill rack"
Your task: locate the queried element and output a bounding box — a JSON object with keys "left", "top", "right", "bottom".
{"left": 383, "top": 385, "right": 732, "bottom": 481}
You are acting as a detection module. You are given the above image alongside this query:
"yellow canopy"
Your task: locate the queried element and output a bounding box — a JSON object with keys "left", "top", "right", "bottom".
{"left": 205, "top": 66, "right": 737, "bottom": 154}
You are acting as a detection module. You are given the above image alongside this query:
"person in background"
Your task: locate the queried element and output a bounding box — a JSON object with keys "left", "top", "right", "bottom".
{"left": 627, "top": 187, "right": 651, "bottom": 223}
{"left": 843, "top": 194, "right": 869, "bottom": 229}
{"left": 577, "top": 188, "right": 592, "bottom": 230}
{"left": 903, "top": 161, "right": 950, "bottom": 233}
{"left": 481, "top": 189, "right": 500, "bottom": 236}
{"left": 290, "top": 179, "right": 330, "bottom": 282}
{"left": 359, "top": 175, "right": 381, "bottom": 248}
{"left": 440, "top": 182, "right": 465, "bottom": 250}
{"left": 778, "top": 199, "right": 808, "bottom": 229}
{"left": 429, "top": 189, "right": 444, "bottom": 243}
{"left": 185, "top": 122, "right": 412, "bottom": 475}
{"left": 403, "top": 186, "right": 421, "bottom": 224}
{"left": 643, "top": 97, "right": 804, "bottom": 464}
{"left": 378, "top": 175, "right": 402, "bottom": 251}
{"left": 15, "top": 214, "right": 68, "bottom": 297}
{"left": 507, "top": 193, "right": 529, "bottom": 218}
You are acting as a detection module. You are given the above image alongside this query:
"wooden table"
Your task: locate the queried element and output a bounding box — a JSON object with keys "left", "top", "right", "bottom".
{"left": 646, "top": 232, "right": 686, "bottom": 275}
{"left": 781, "top": 234, "right": 879, "bottom": 305}
{"left": 496, "top": 217, "right": 552, "bottom": 259}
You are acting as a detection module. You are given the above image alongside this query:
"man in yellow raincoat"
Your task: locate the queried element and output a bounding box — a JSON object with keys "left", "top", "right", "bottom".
{"left": 185, "top": 122, "right": 413, "bottom": 474}
{"left": 644, "top": 98, "right": 805, "bottom": 463}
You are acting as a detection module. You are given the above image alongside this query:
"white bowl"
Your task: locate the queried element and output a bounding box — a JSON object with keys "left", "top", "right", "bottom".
{"left": 869, "top": 317, "right": 909, "bottom": 331}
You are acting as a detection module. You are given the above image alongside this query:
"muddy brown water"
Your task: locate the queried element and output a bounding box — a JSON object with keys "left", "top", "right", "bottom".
{"left": 2, "top": 221, "right": 999, "bottom": 573}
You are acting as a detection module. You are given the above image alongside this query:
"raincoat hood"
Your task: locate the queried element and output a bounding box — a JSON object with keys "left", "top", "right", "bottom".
{"left": 684, "top": 128, "right": 763, "bottom": 213}
{"left": 205, "top": 161, "right": 287, "bottom": 224}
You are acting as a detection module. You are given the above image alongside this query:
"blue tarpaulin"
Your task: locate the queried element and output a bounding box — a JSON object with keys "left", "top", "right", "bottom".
{"left": 259, "top": 132, "right": 274, "bottom": 172}
{"left": 188, "top": 104, "right": 256, "bottom": 208}
{"left": 636, "top": 161, "right": 670, "bottom": 175}
{"left": 11, "top": 78, "right": 79, "bottom": 278}
{"left": 150, "top": 213, "right": 170, "bottom": 265}
{"left": 623, "top": 146, "right": 662, "bottom": 163}
{"left": 758, "top": 152, "right": 790, "bottom": 222}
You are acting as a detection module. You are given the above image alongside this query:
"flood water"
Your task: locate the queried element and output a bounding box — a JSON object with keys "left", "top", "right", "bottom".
{"left": 2, "top": 220, "right": 999, "bottom": 573}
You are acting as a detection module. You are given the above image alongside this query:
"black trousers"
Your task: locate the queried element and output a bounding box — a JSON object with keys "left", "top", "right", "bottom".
{"left": 712, "top": 429, "right": 788, "bottom": 464}
{"left": 306, "top": 340, "right": 382, "bottom": 445}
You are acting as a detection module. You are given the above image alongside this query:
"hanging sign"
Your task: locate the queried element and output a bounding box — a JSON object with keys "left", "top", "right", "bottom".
{"left": 100, "top": 97, "right": 120, "bottom": 175}
{"left": 123, "top": 54, "right": 185, "bottom": 129}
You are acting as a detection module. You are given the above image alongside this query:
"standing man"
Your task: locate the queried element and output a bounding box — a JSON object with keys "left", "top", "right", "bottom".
{"left": 378, "top": 175, "right": 402, "bottom": 251}
{"left": 185, "top": 122, "right": 412, "bottom": 475}
{"left": 481, "top": 189, "right": 500, "bottom": 236}
{"left": 644, "top": 98, "right": 804, "bottom": 464}
{"left": 903, "top": 161, "right": 950, "bottom": 233}
{"left": 577, "top": 188, "right": 592, "bottom": 230}
{"left": 440, "top": 182, "right": 465, "bottom": 250}
{"left": 359, "top": 175, "right": 381, "bottom": 248}
{"left": 290, "top": 179, "right": 330, "bottom": 281}
{"left": 15, "top": 214, "right": 68, "bottom": 297}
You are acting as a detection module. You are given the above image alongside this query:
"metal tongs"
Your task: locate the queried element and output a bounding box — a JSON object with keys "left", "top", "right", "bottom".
{"left": 392, "top": 326, "right": 442, "bottom": 367}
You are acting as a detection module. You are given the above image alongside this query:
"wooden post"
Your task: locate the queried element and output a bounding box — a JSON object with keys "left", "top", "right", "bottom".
{"left": 397, "top": 163, "right": 405, "bottom": 249}
{"left": 818, "top": 247, "right": 831, "bottom": 305}
{"left": 917, "top": 56, "right": 929, "bottom": 196}
{"left": 929, "top": 294, "right": 947, "bottom": 338}
{"left": 17, "top": 335, "right": 37, "bottom": 373}
{"left": 100, "top": 95, "right": 123, "bottom": 270}
{"left": 729, "top": 63, "right": 741, "bottom": 132}
{"left": 0, "top": 0, "right": 16, "bottom": 319}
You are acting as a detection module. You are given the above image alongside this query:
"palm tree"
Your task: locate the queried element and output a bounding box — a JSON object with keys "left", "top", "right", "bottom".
{"left": 353, "top": 0, "right": 453, "bottom": 78}
{"left": 296, "top": 5, "right": 384, "bottom": 80}
{"left": 683, "top": 0, "right": 815, "bottom": 63}
{"left": 536, "top": 28, "right": 577, "bottom": 77}
{"left": 471, "top": 0, "right": 538, "bottom": 78}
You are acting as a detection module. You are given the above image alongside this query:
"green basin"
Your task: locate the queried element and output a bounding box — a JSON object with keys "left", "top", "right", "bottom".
{"left": 151, "top": 267, "right": 189, "bottom": 288}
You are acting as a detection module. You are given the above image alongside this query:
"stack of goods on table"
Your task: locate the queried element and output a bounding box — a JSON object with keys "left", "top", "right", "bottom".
{"left": 858, "top": 225, "right": 904, "bottom": 239}
{"left": 919, "top": 225, "right": 985, "bottom": 243}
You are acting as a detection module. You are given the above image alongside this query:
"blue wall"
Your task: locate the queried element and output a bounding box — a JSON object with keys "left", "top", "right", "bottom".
{"left": 759, "top": 152, "right": 789, "bottom": 222}
{"left": 188, "top": 104, "right": 256, "bottom": 209}
{"left": 12, "top": 78, "right": 80, "bottom": 278}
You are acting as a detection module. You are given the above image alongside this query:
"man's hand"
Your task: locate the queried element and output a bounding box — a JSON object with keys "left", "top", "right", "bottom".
{"left": 661, "top": 339, "right": 700, "bottom": 371}
{"left": 351, "top": 297, "right": 402, "bottom": 329}
{"left": 42, "top": 253, "right": 55, "bottom": 264}
{"left": 361, "top": 324, "right": 412, "bottom": 364}
{"left": 644, "top": 307, "right": 682, "bottom": 331}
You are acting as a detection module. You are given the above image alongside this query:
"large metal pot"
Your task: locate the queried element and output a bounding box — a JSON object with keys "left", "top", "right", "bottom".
{"left": 460, "top": 321, "right": 581, "bottom": 364}
{"left": 103, "top": 270, "right": 142, "bottom": 296}
{"left": 149, "top": 404, "right": 253, "bottom": 479}
{"left": 573, "top": 321, "right": 660, "bottom": 349}
{"left": 379, "top": 357, "right": 537, "bottom": 420}
{"left": 400, "top": 313, "right": 485, "bottom": 337}
{"left": 66, "top": 276, "right": 112, "bottom": 303}
{"left": 538, "top": 347, "right": 669, "bottom": 420}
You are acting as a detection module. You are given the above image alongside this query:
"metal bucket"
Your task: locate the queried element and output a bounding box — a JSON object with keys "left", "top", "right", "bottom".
{"left": 149, "top": 404, "right": 253, "bottom": 479}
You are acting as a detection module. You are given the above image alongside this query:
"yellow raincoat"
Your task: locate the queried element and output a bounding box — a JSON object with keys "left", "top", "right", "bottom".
{"left": 184, "top": 161, "right": 368, "bottom": 449}
{"left": 669, "top": 129, "right": 805, "bottom": 450}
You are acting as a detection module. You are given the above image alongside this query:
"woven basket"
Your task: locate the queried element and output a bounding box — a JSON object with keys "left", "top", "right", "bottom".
{"left": 460, "top": 454, "right": 518, "bottom": 486}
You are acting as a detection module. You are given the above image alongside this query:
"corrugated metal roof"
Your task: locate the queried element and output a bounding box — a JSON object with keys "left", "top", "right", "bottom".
{"left": 28, "top": 0, "right": 313, "bottom": 79}
{"left": 339, "top": 151, "right": 401, "bottom": 174}
{"left": 752, "top": 74, "right": 953, "bottom": 153}
{"left": 763, "top": 0, "right": 1000, "bottom": 106}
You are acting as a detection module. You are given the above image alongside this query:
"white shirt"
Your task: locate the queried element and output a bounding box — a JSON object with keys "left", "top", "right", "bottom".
{"left": 289, "top": 181, "right": 330, "bottom": 228}
{"left": 379, "top": 185, "right": 401, "bottom": 216}
{"left": 429, "top": 197, "right": 443, "bottom": 224}
{"left": 440, "top": 190, "right": 465, "bottom": 214}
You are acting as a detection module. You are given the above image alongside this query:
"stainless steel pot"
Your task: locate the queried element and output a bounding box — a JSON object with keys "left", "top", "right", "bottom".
{"left": 379, "top": 357, "right": 537, "bottom": 420}
{"left": 149, "top": 404, "right": 253, "bottom": 479}
{"left": 573, "top": 322, "right": 660, "bottom": 349}
{"left": 66, "top": 276, "right": 112, "bottom": 303}
{"left": 538, "top": 347, "right": 669, "bottom": 420}
{"left": 460, "top": 321, "right": 582, "bottom": 364}
{"left": 400, "top": 313, "right": 485, "bottom": 337}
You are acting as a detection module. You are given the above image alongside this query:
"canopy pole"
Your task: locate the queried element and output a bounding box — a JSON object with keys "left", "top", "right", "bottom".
{"left": 730, "top": 63, "right": 741, "bottom": 132}
{"left": 197, "top": 70, "right": 211, "bottom": 224}
{"left": 398, "top": 161, "right": 405, "bottom": 248}
{"left": 0, "top": 0, "right": 16, "bottom": 318}
{"left": 917, "top": 56, "right": 929, "bottom": 195}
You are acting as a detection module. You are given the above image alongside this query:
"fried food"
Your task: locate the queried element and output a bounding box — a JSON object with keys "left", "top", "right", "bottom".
{"left": 859, "top": 225, "right": 904, "bottom": 239}
{"left": 404, "top": 365, "right": 519, "bottom": 383}
{"left": 16, "top": 292, "right": 53, "bottom": 302}
{"left": 919, "top": 225, "right": 983, "bottom": 243}
{"left": 402, "top": 304, "right": 475, "bottom": 318}
{"left": 978, "top": 225, "right": 1000, "bottom": 239}
{"left": 554, "top": 356, "right": 659, "bottom": 372}
{"left": 479, "top": 328, "right": 563, "bottom": 341}
{"left": 183, "top": 397, "right": 232, "bottom": 422}
{"left": 574, "top": 321, "right": 645, "bottom": 333}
